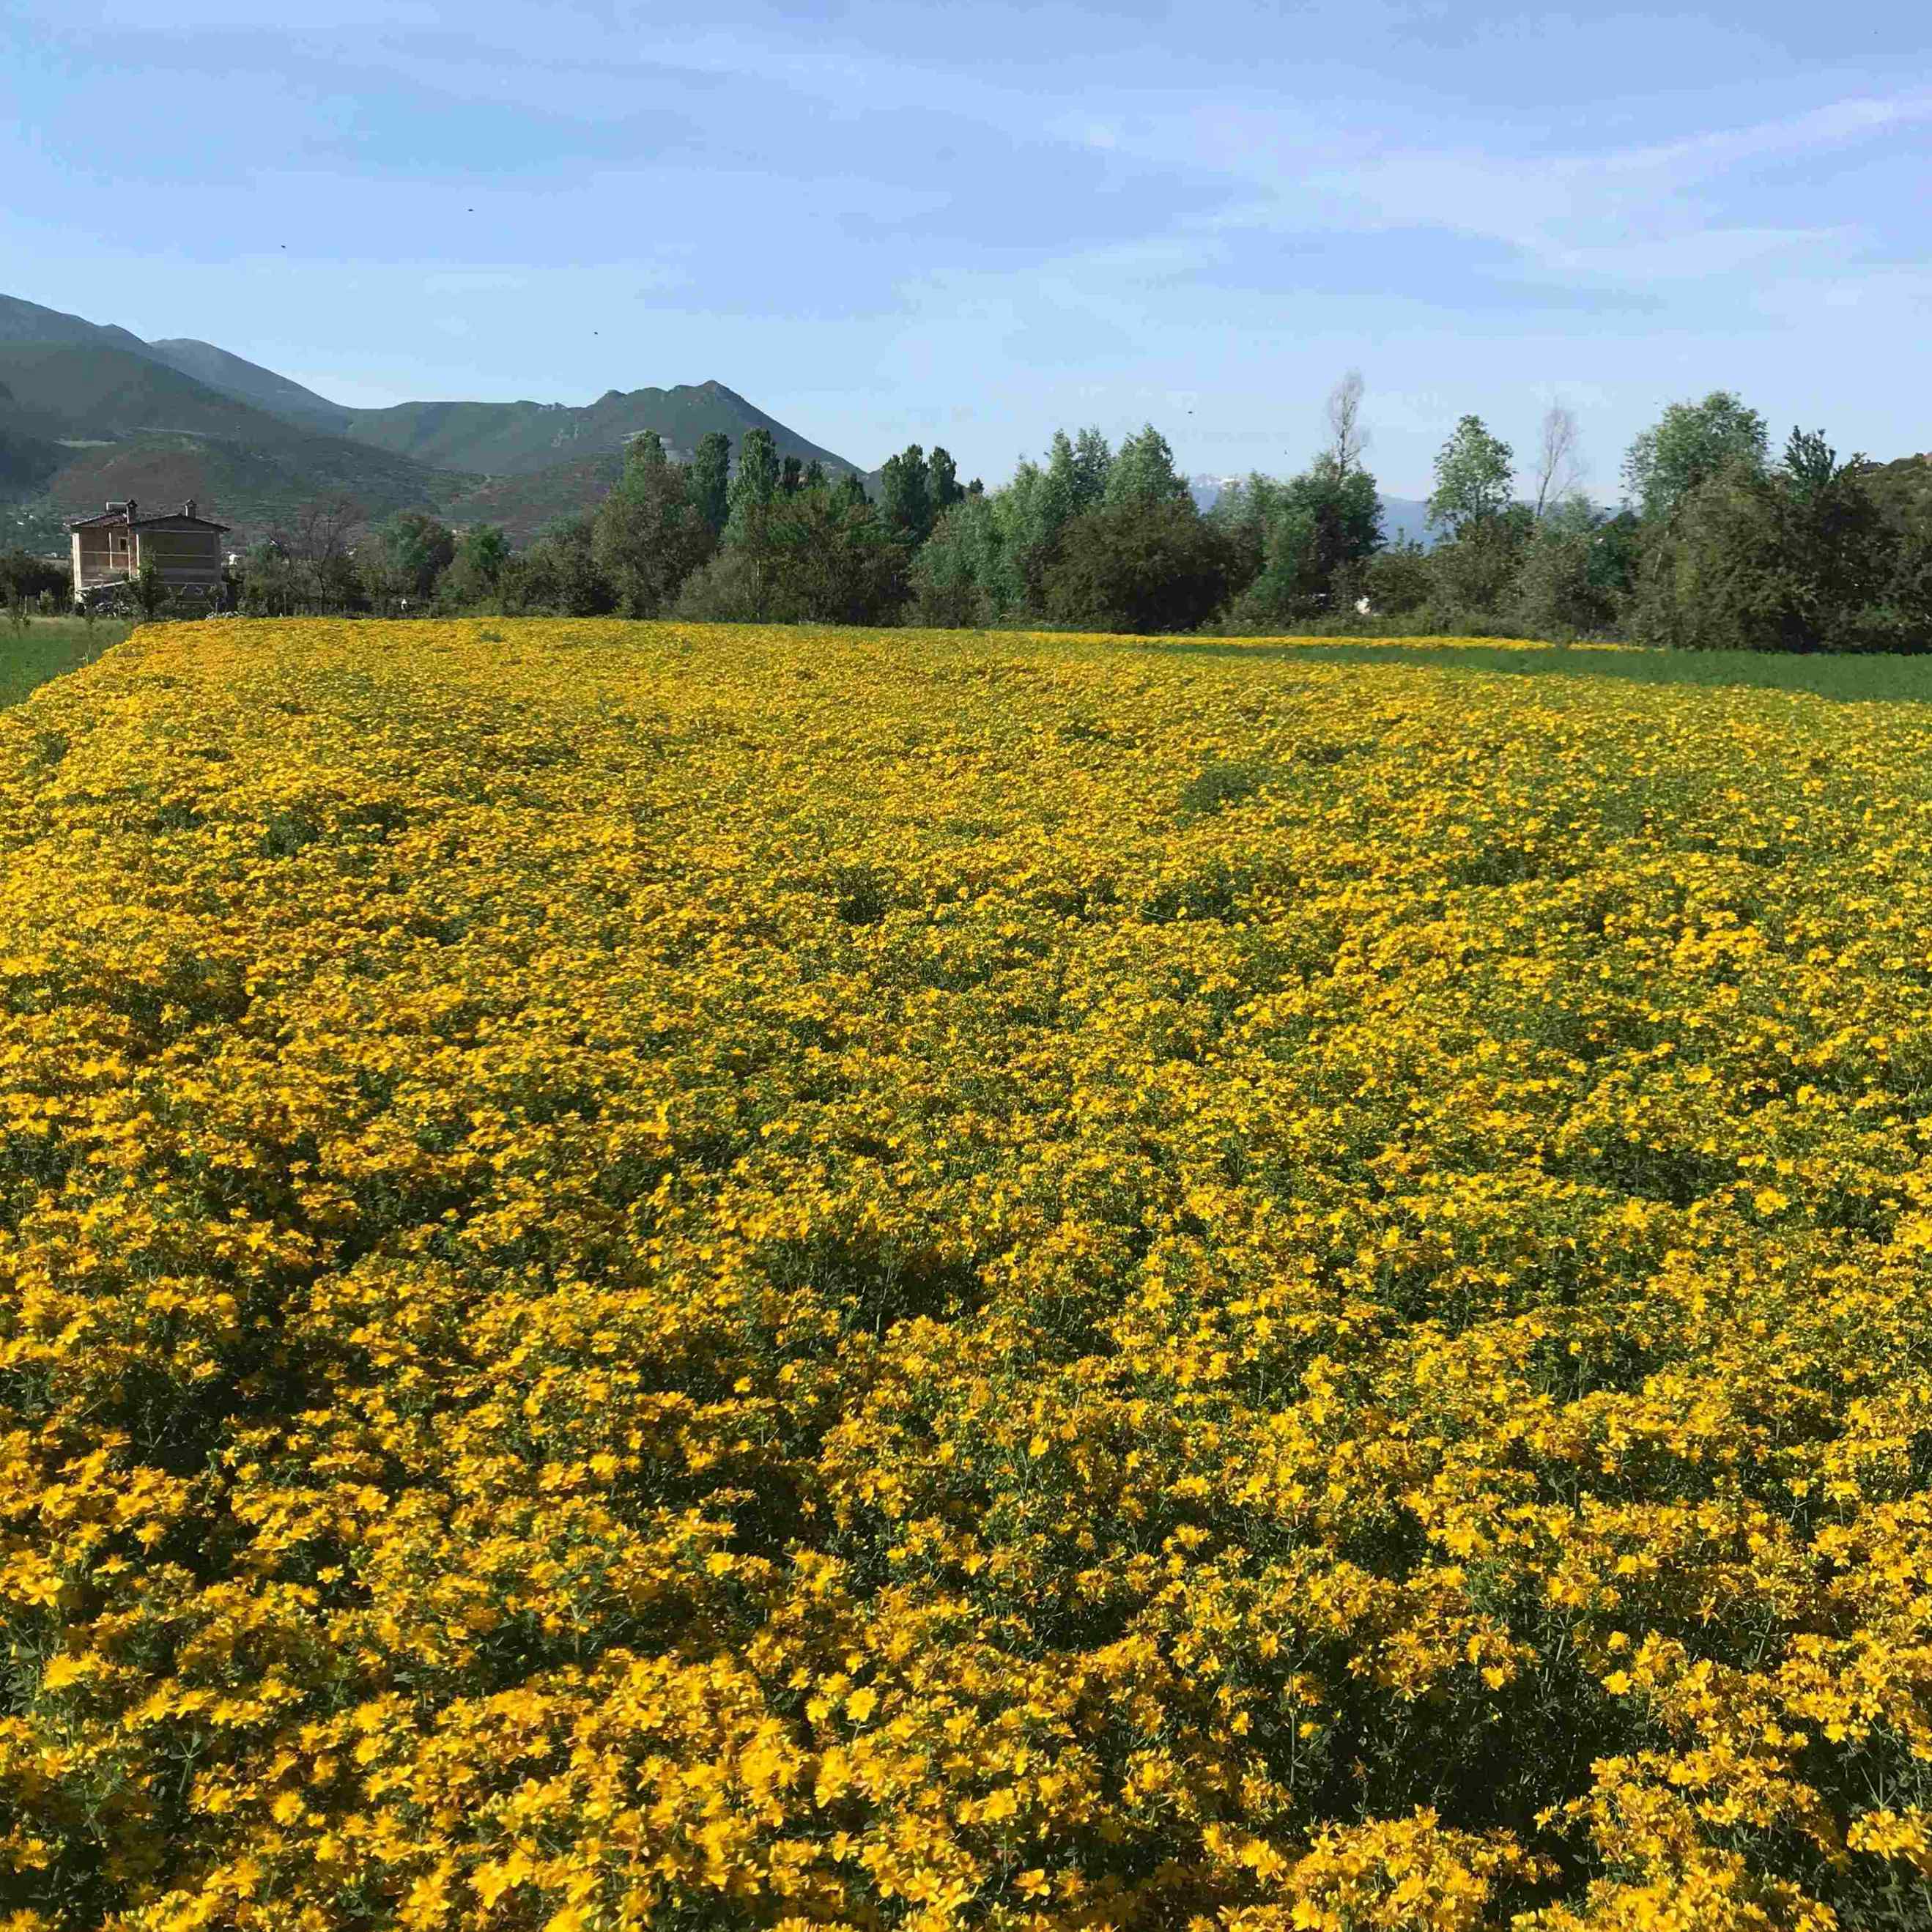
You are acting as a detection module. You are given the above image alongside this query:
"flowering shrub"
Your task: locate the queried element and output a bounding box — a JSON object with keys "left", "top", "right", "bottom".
{"left": 5, "top": 618, "right": 1932, "bottom": 1929}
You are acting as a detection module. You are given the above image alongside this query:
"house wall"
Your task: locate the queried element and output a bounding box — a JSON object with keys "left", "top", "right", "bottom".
{"left": 133, "top": 525, "right": 223, "bottom": 587}
{"left": 72, "top": 528, "right": 124, "bottom": 587}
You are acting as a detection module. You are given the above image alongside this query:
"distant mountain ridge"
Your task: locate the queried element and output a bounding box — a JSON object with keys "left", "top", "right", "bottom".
{"left": 0, "top": 291, "right": 862, "bottom": 550}
{"left": 0, "top": 338, "right": 481, "bottom": 547}
{"left": 11, "top": 289, "right": 1923, "bottom": 563}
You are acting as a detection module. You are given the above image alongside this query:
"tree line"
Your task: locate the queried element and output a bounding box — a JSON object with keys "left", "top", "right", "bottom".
{"left": 14, "top": 381, "right": 1927, "bottom": 651}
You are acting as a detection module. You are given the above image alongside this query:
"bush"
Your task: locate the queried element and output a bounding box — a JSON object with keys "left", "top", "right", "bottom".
{"left": 1509, "top": 503, "right": 1640, "bottom": 640}
{"left": 1627, "top": 443, "right": 1931, "bottom": 653}
{"left": 673, "top": 494, "right": 908, "bottom": 626}
{"left": 670, "top": 545, "right": 781, "bottom": 623}
{"left": 769, "top": 494, "right": 909, "bottom": 626}
{"left": 1362, "top": 541, "right": 1435, "bottom": 618}
{"left": 0, "top": 548, "right": 69, "bottom": 606}
{"left": 502, "top": 517, "right": 616, "bottom": 617}
{"left": 906, "top": 500, "right": 1004, "bottom": 628}
{"left": 591, "top": 454, "right": 714, "bottom": 618}
{"left": 1425, "top": 508, "right": 1534, "bottom": 622}
{"left": 1041, "top": 498, "right": 1236, "bottom": 634}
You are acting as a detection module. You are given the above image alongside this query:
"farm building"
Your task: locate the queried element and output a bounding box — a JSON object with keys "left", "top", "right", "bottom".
{"left": 67, "top": 500, "right": 229, "bottom": 601}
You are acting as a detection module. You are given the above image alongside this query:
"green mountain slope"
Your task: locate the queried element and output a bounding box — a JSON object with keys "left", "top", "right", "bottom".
{"left": 0, "top": 345, "right": 476, "bottom": 549}
{"left": 143, "top": 339, "right": 352, "bottom": 437}
{"left": 0, "top": 342, "right": 332, "bottom": 445}
{"left": 0, "top": 292, "right": 151, "bottom": 356}
{"left": 46, "top": 435, "right": 478, "bottom": 533}
{"left": 336, "top": 380, "right": 856, "bottom": 478}
{"left": 439, "top": 451, "right": 629, "bottom": 541}
{"left": 0, "top": 378, "right": 63, "bottom": 499}
{"left": 0, "top": 292, "right": 868, "bottom": 555}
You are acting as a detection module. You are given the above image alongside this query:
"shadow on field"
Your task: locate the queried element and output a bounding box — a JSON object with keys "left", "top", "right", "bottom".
{"left": 1147, "top": 641, "right": 1932, "bottom": 704}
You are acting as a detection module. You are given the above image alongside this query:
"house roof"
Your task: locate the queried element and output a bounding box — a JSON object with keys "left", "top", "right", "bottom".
{"left": 67, "top": 503, "right": 231, "bottom": 532}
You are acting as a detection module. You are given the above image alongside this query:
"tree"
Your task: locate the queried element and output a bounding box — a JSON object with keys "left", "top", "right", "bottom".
{"left": 1428, "top": 417, "right": 1515, "bottom": 537}
{"left": 689, "top": 432, "right": 732, "bottom": 538}
{"left": 1511, "top": 497, "right": 1634, "bottom": 638}
{"left": 722, "top": 429, "right": 783, "bottom": 617}
{"left": 1625, "top": 429, "right": 1916, "bottom": 652}
{"left": 441, "top": 525, "right": 511, "bottom": 609}
{"left": 132, "top": 556, "right": 168, "bottom": 621}
{"left": 1429, "top": 505, "right": 1535, "bottom": 617}
{"left": 1324, "top": 369, "right": 1368, "bottom": 474}
{"left": 991, "top": 459, "right": 1067, "bottom": 614}
{"left": 1621, "top": 391, "right": 1769, "bottom": 520}
{"left": 1038, "top": 434, "right": 1081, "bottom": 536}
{"left": 1530, "top": 403, "right": 1583, "bottom": 519}
{"left": 674, "top": 485, "right": 908, "bottom": 626}
{"left": 372, "top": 511, "right": 456, "bottom": 602}
{"left": 1041, "top": 498, "right": 1235, "bottom": 634}
{"left": 769, "top": 489, "right": 908, "bottom": 624}
{"left": 1207, "top": 473, "right": 1288, "bottom": 597}
{"left": 239, "top": 537, "right": 300, "bottom": 615}
{"left": 928, "top": 447, "right": 964, "bottom": 518}
{"left": 271, "top": 495, "right": 365, "bottom": 604}
{"left": 877, "top": 445, "right": 934, "bottom": 544}
{"left": 1782, "top": 425, "right": 1854, "bottom": 503}
{"left": 1363, "top": 540, "right": 1434, "bottom": 617}
{"left": 830, "top": 470, "right": 870, "bottom": 514}
{"left": 725, "top": 427, "right": 780, "bottom": 538}
{"left": 780, "top": 456, "right": 804, "bottom": 497}
{"left": 1287, "top": 456, "right": 1383, "bottom": 592}
{"left": 1103, "top": 424, "right": 1191, "bottom": 508}
{"left": 1225, "top": 456, "right": 1384, "bottom": 625}
{"left": 906, "top": 496, "right": 1007, "bottom": 627}
{"left": 1070, "top": 427, "right": 1114, "bottom": 508}
{"left": 802, "top": 459, "right": 826, "bottom": 492}
{"left": 0, "top": 548, "right": 68, "bottom": 607}
{"left": 503, "top": 516, "right": 615, "bottom": 616}
{"left": 630, "top": 428, "right": 670, "bottom": 473}
{"left": 593, "top": 433, "right": 714, "bottom": 616}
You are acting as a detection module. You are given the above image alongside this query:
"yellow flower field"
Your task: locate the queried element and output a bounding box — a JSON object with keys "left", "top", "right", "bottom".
{"left": 6, "top": 618, "right": 1932, "bottom": 1931}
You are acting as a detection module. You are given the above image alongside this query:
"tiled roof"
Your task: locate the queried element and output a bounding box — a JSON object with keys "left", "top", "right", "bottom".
{"left": 67, "top": 505, "right": 232, "bottom": 531}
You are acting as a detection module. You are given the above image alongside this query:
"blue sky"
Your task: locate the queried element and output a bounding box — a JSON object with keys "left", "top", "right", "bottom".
{"left": 6, "top": 0, "right": 1928, "bottom": 495}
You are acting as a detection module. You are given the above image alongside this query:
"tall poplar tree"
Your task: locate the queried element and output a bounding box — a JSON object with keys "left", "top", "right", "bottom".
{"left": 1071, "top": 426, "right": 1114, "bottom": 508}
{"left": 593, "top": 429, "right": 713, "bottom": 617}
{"left": 928, "top": 447, "right": 964, "bottom": 518}
{"left": 878, "top": 445, "right": 934, "bottom": 544}
{"left": 690, "top": 432, "right": 732, "bottom": 538}
{"left": 1104, "top": 425, "right": 1191, "bottom": 508}
{"left": 724, "top": 428, "right": 782, "bottom": 615}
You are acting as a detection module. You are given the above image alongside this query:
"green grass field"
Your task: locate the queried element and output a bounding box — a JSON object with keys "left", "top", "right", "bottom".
{"left": 0, "top": 615, "right": 134, "bottom": 707}
{"left": 1162, "top": 637, "right": 1932, "bottom": 701}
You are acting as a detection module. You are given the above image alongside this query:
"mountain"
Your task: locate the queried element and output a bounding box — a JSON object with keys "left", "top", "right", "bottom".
{"left": 142, "top": 338, "right": 352, "bottom": 437}
{"left": 332, "top": 382, "right": 853, "bottom": 478}
{"left": 439, "top": 451, "right": 630, "bottom": 543}
{"left": 0, "top": 291, "right": 868, "bottom": 553}
{"left": 0, "top": 377, "right": 63, "bottom": 499}
{"left": 0, "top": 292, "right": 152, "bottom": 356}
{"left": 0, "top": 342, "right": 478, "bottom": 549}
{"left": 0, "top": 342, "right": 345, "bottom": 447}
